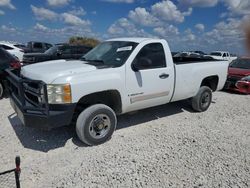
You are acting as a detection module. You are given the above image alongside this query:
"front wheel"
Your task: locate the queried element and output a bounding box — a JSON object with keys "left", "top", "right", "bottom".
{"left": 191, "top": 86, "right": 212, "bottom": 112}
{"left": 0, "top": 82, "right": 4, "bottom": 99}
{"left": 76, "top": 104, "right": 117, "bottom": 146}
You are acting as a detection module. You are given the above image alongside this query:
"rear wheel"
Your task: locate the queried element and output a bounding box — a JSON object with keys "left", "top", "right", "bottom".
{"left": 0, "top": 82, "right": 4, "bottom": 99}
{"left": 76, "top": 104, "right": 117, "bottom": 146}
{"left": 191, "top": 86, "right": 212, "bottom": 112}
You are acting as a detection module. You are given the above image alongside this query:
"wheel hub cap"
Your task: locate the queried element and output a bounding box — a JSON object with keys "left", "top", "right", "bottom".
{"left": 89, "top": 114, "right": 111, "bottom": 139}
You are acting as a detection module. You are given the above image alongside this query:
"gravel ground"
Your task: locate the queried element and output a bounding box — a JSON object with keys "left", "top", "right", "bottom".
{"left": 0, "top": 91, "right": 249, "bottom": 188}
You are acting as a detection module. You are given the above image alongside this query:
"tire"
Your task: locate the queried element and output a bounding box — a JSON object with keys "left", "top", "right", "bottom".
{"left": 0, "top": 82, "right": 4, "bottom": 99}
{"left": 191, "top": 86, "right": 212, "bottom": 112}
{"left": 76, "top": 104, "right": 117, "bottom": 146}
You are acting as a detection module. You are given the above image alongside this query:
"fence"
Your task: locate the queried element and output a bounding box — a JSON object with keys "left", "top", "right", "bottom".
{"left": 0, "top": 156, "right": 21, "bottom": 188}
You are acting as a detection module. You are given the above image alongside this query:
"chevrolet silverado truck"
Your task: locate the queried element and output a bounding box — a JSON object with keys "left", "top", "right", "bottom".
{"left": 7, "top": 38, "right": 229, "bottom": 146}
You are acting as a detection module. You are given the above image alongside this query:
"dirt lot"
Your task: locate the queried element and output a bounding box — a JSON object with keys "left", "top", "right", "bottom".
{"left": 0, "top": 91, "right": 249, "bottom": 188}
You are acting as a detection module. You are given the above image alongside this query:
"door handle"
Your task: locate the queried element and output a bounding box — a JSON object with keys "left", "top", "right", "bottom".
{"left": 159, "top": 73, "right": 169, "bottom": 79}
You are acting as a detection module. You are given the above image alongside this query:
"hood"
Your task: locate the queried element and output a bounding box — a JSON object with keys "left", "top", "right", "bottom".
{"left": 228, "top": 67, "right": 250, "bottom": 77}
{"left": 21, "top": 59, "right": 96, "bottom": 83}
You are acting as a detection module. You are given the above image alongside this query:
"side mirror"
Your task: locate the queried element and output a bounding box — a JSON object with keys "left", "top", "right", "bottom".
{"left": 131, "top": 57, "right": 152, "bottom": 72}
{"left": 131, "top": 62, "right": 140, "bottom": 72}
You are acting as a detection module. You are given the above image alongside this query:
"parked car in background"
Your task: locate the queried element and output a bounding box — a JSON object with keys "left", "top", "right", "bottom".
{"left": 24, "top": 41, "right": 53, "bottom": 53}
{"left": 7, "top": 38, "right": 229, "bottom": 146}
{"left": 23, "top": 45, "right": 92, "bottom": 65}
{"left": 0, "top": 48, "right": 21, "bottom": 98}
{"left": 190, "top": 51, "right": 206, "bottom": 55}
{"left": 174, "top": 51, "right": 201, "bottom": 58}
{"left": 224, "top": 57, "right": 250, "bottom": 94}
{"left": 0, "top": 41, "right": 25, "bottom": 61}
{"left": 207, "top": 51, "right": 237, "bottom": 62}
{"left": 171, "top": 52, "right": 179, "bottom": 56}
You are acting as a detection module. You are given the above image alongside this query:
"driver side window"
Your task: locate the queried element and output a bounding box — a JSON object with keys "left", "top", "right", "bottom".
{"left": 133, "top": 43, "right": 166, "bottom": 70}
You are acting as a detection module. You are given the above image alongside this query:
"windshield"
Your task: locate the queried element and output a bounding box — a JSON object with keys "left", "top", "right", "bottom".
{"left": 45, "top": 46, "right": 58, "bottom": 55}
{"left": 210, "top": 52, "right": 222, "bottom": 56}
{"left": 230, "top": 59, "right": 250, "bottom": 69}
{"left": 82, "top": 41, "right": 138, "bottom": 67}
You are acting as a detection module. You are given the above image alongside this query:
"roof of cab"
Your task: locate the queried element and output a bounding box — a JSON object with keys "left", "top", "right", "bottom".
{"left": 107, "top": 37, "right": 159, "bottom": 43}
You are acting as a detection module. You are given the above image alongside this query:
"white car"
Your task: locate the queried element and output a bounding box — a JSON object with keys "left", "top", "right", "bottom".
{"left": 207, "top": 51, "right": 237, "bottom": 62}
{"left": 7, "top": 38, "right": 229, "bottom": 146}
{"left": 0, "top": 42, "right": 25, "bottom": 61}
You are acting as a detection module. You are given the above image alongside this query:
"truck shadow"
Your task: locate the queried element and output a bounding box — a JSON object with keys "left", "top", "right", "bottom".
{"left": 8, "top": 100, "right": 195, "bottom": 152}
{"left": 8, "top": 113, "right": 76, "bottom": 152}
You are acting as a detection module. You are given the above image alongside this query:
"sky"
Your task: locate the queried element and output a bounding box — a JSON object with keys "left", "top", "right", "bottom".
{"left": 0, "top": 0, "right": 250, "bottom": 54}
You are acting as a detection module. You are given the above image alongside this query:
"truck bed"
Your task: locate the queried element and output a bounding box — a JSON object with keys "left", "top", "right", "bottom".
{"left": 173, "top": 56, "right": 221, "bottom": 65}
{"left": 171, "top": 58, "right": 229, "bottom": 102}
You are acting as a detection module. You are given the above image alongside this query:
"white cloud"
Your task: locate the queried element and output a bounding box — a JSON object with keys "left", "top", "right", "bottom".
{"left": 151, "top": 0, "right": 192, "bottom": 23}
{"left": 31, "top": 5, "right": 58, "bottom": 21}
{"left": 34, "top": 23, "right": 50, "bottom": 32}
{"left": 0, "top": 9, "right": 4, "bottom": 15}
{"left": 68, "top": 7, "right": 86, "bottom": 16}
{"left": 128, "top": 7, "right": 160, "bottom": 27}
{"left": 0, "top": 0, "right": 15, "bottom": 9}
{"left": 224, "top": 0, "right": 250, "bottom": 15}
{"left": 1, "top": 24, "right": 16, "bottom": 32}
{"left": 153, "top": 25, "right": 179, "bottom": 37}
{"left": 184, "top": 29, "right": 196, "bottom": 41}
{"left": 47, "top": 0, "right": 71, "bottom": 7}
{"left": 30, "top": 5, "right": 90, "bottom": 27}
{"left": 32, "top": 23, "right": 97, "bottom": 42}
{"left": 178, "top": 0, "right": 219, "bottom": 7}
{"left": 61, "top": 13, "right": 91, "bottom": 27}
{"left": 202, "top": 17, "right": 245, "bottom": 52}
{"left": 102, "top": 0, "right": 134, "bottom": 3}
{"left": 107, "top": 18, "right": 152, "bottom": 37}
{"left": 195, "top": 23, "right": 205, "bottom": 32}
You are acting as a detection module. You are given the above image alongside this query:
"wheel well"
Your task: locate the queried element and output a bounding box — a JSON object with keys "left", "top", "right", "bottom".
{"left": 200, "top": 76, "right": 219, "bottom": 91}
{"left": 75, "top": 90, "right": 122, "bottom": 115}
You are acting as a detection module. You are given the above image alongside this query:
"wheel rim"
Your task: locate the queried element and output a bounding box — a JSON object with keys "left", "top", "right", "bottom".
{"left": 201, "top": 92, "right": 210, "bottom": 109}
{"left": 89, "top": 114, "right": 111, "bottom": 139}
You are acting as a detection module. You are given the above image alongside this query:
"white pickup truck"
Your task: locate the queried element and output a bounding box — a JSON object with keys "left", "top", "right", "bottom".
{"left": 207, "top": 51, "right": 237, "bottom": 62}
{"left": 7, "top": 38, "right": 229, "bottom": 146}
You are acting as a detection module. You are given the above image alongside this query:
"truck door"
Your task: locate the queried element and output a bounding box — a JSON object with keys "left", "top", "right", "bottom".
{"left": 125, "top": 42, "right": 175, "bottom": 112}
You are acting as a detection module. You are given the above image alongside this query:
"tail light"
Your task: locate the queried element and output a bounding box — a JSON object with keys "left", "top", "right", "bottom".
{"left": 10, "top": 59, "right": 21, "bottom": 69}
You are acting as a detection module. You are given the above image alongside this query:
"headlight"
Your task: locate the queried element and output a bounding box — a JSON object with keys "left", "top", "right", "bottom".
{"left": 47, "top": 84, "right": 72, "bottom": 104}
{"left": 241, "top": 76, "right": 250, "bottom": 82}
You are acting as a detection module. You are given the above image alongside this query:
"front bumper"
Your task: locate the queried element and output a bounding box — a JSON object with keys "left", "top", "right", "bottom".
{"left": 224, "top": 80, "right": 250, "bottom": 94}
{"left": 235, "top": 81, "right": 250, "bottom": 94}
{"left": 6, "top": 69, "right": 76, "bottom": 130}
